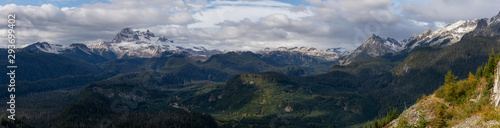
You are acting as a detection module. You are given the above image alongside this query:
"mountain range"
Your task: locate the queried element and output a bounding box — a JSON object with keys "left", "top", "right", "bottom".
{"left": 25, "top": 28, "right": 226, "bottom": 62}
{"left": 4, "top": 11, "right": 500, "bottom": 128}
{"left": 26, "top": 11, "right": 500, "bottom": 66}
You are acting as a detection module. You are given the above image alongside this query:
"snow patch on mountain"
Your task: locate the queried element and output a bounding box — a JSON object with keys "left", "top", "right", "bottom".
{"left": 259, "top": 46, "right": 346, "bottom": 61}
{"left": 326, "top": 47, "right": 351, "bottom": 56}
{"left": 25, "top": 42, "right": 64, "bottom": 54}
{"left": 488, "top": 11, "right": 500, "bottom": 25}
{"left": 406, "top": 19, "right": 479, "bottom": 50}
{"left": 385, "top": 37, "right": 405, "bottom": 52}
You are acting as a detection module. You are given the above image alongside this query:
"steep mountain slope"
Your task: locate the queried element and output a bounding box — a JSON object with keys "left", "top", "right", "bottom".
{"left": 338, "top": 34, "right": 404, "bottom": 65}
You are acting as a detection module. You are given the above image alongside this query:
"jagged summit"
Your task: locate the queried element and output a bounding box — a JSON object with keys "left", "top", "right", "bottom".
{"left": 362, "top": 34, "right": 404, "bottom": 52}
{"left": 338, "top": 34, "right": 403, "bottom": 65}
{"left": 111, "top": 28, "right": 169, "bottom": 44}
{"left": 112, "top": 28, "right": 139, "bottom": 43}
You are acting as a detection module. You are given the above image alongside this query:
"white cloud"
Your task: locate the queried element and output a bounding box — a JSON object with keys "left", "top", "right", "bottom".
{"left": 188, "top": 4, "right": 312, "bottom": 28}
{"left": 410, "top": 19, "right": 429, "bottom": 27}
{"left": 208, "top": 0, "right": 293, "bottom": 7}
{"left": 401, "top": 0, "right": 500, "bottom": 23}
{"left": 434, "top": 21, "right": 447, "bottom": 28}
{"left": 1, "top": 0, "right": 497, "bottom": 51}
{"left": 260, "top": 14, "right": 291, "bottom": 27}
{"left": 0, "top": 1, "right": 195, "bottom": 47}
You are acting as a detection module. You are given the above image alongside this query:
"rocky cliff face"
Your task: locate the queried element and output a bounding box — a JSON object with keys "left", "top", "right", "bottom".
{"left": 491, "top": 60, "right": 500, "bottom": 107}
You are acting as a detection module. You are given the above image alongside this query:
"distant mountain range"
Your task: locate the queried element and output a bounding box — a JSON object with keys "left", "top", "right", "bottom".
{"left": 23, "top": 28, "right": 351, "bottom": 68}
{"left": 25, "top": 28, "right": 226, "bottom": 63}
{"left": 23, "top": 12, "right": 500, "bottom": 67}
{"left": 339, "top": 12, "right": 500, "bottom": 65}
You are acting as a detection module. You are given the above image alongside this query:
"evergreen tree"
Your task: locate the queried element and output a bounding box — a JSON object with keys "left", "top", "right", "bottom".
{"left": 444, "top": 71, "right": 458, "bottom": 102}
{"left": 444, "top": 71, "right": 457, "bottom": 85}
{"left": 432, "top": 103, "right": 447, "bottom": 127}
{"left": 485, "top": 48, "right": 496, "bottom": 77}
{"left": 476, "top": 63, "right": 485, "bottom": 78}
{"left": 468, "top": 72, "right": 476, "bottom": 84}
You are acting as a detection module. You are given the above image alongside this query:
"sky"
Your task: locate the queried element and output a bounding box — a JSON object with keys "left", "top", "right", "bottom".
{"left": 1, "top": 0, "right": 499, "bottom": 51}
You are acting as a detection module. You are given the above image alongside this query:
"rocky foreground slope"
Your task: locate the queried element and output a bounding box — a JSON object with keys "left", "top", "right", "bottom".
{"left": 384, "top": 58, "right": 500, "bottom": 128}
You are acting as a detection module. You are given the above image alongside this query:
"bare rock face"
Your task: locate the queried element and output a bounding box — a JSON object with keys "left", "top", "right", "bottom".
{"left": 491, "top": 60, "right": 500, "bottom": 107}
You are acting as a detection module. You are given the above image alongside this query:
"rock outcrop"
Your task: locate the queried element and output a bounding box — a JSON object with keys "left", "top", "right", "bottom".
{"left": 491, "top": 60, "right": 500, "bottom": 107}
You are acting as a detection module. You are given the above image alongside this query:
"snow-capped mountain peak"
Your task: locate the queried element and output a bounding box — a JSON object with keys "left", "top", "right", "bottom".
{"left": 360, "top": 34, "right": 403, "bottom": 52}
{"left": 26, "top": 28, "right": 225, "bottom": 60}
{"left": 112, "top": 28, "right": 140, "bottom": 43}
{"left": 405, "top": 19, "right": 479, "bottom": 50}
{"left": 338, "top": 34, "right": 403, "bottom": 65}
{"left": 91, "top": 28, "right": 227, "bottom": 59}
{"left": 24, "top": 42, "right": 64, "bottom": 54}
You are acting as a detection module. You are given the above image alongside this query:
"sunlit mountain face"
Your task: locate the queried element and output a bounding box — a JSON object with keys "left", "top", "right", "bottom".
{"left": 2, "top": 0, "right": 500, "bottom": 127}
